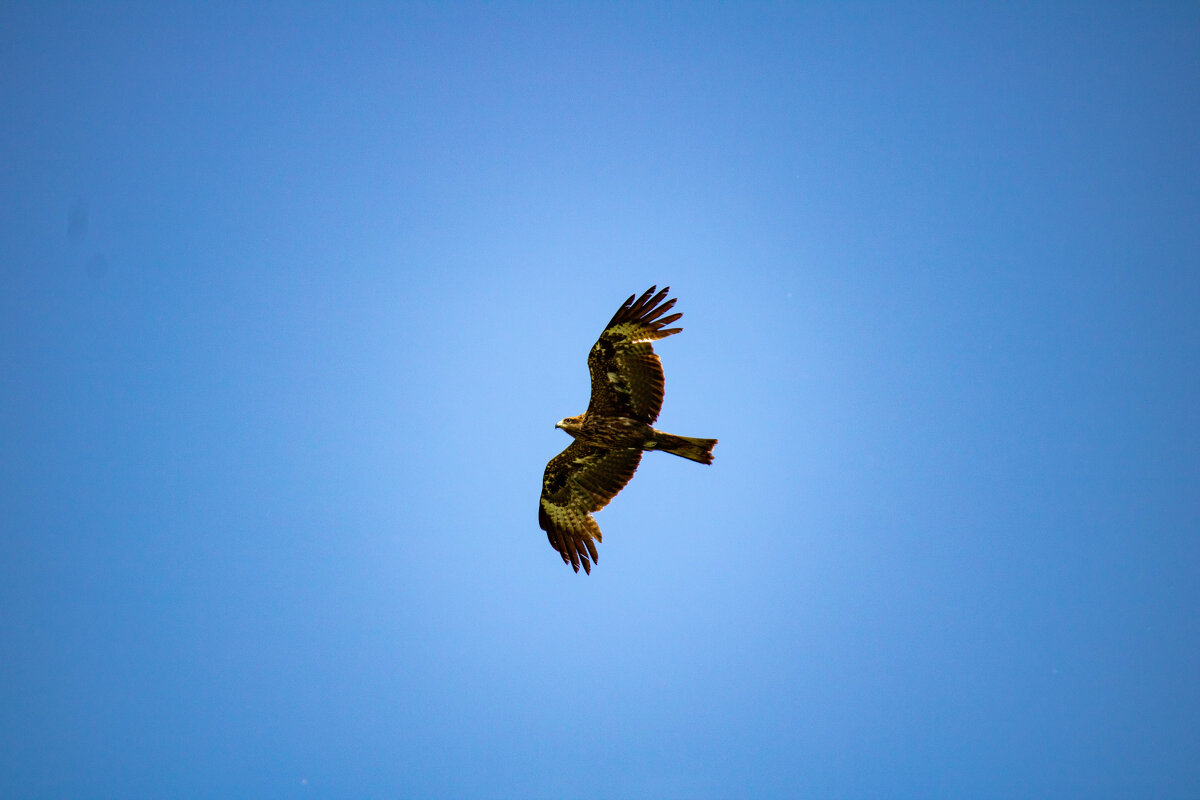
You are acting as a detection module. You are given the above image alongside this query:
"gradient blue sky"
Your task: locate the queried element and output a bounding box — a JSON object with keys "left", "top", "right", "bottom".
{"left": 2, "top": 3, "right": 1198, "bottom": 798}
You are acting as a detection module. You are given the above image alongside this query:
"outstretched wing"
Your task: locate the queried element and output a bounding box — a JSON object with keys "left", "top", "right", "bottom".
{"left": 586, "top": 286, "right": 683, "bottom": 424}
{"left": 539, "top": 440, "right": 643, "bottom": 574}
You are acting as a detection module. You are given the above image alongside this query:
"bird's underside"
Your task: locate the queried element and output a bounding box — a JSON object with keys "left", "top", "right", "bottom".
{"left": 538, "top": 286, "right": 717, "bottom": 574}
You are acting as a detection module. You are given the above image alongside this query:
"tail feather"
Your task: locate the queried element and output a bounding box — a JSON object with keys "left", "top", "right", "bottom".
{"left": 650, "top": 431, "right": 717, "bottom": 465}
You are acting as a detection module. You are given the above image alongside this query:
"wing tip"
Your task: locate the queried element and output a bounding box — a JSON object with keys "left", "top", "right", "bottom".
{"left": 606, "top": 285, "right": 683, "bottom": 332}
{"left": 543, "top": 516, "right": 598, "bottom": 575}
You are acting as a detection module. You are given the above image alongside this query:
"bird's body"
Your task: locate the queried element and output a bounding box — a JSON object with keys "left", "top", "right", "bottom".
{"left": 538, "top": 286, "right": 716, "bottom": 573}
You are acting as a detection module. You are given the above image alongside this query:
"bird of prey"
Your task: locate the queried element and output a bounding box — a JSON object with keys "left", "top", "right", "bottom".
{"left": 538, "top": 286, "right": 717, "bottom": 573}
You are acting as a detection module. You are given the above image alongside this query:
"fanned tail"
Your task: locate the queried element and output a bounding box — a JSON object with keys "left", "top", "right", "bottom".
{"left": 649, "top": 431, "right": 717, "bottom": 465}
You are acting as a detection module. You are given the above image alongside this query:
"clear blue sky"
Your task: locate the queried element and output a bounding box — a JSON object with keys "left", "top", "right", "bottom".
{"left": 2, "top": 3, "right": 1198, "bottom": 798}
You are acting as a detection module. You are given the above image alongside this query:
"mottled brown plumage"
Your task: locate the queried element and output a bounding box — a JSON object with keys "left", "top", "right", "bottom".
{"left": 539, "top": 286, "right": 717, "bottom": 573}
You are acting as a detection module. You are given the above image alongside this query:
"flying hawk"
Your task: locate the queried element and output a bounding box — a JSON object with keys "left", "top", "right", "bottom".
{"left": 539, "top": 286, "right": 717, "bottom": 573}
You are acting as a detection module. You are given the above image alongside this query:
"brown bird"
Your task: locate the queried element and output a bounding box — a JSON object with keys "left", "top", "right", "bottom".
{"left": 538, "top": 286, "right": 717, "bottom": 573}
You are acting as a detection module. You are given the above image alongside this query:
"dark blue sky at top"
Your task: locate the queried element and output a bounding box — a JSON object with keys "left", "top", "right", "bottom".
{"left": 1, "top": 3, "right": 1198, "bottom": 798}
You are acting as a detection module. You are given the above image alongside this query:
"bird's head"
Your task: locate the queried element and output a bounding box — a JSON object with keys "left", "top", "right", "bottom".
{"left": 555, "top": 415, "right": 584, "bottom": 436}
